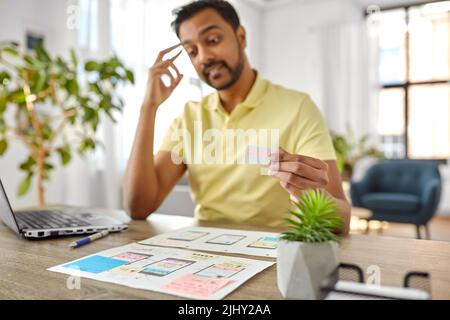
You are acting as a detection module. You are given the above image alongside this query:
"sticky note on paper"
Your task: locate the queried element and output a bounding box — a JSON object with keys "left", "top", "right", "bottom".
{"left": 161, "top": 273, "right": 232, "bottom": 298}
{"left": 186, "top": 252, "right": 217, "bottom": 261}
{"left": 245, "top": 146, "right": 278, "bottom": 165}
{"left": 108, "top": 264, "right": 142, "bottom": 275}
{"left": 63, "top": 255, "right": 128, "bottom": 274}
{"left": 114, "top": 252, "right": 151, "bottom": 262}
{"left": 248, "top": 236, "right": 279, "bottom": 249}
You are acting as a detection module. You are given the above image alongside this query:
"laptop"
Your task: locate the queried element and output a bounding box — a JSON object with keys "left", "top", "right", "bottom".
{"left": 0, "top": 179, "right": 128, "bottom": 239}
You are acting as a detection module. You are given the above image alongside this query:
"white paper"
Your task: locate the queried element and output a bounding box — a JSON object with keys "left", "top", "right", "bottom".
{"left": 139, "top": 227, "right": 281, "bottom": 258}
{"left": 48, "top": 243, "right": 274, "bottom": 300}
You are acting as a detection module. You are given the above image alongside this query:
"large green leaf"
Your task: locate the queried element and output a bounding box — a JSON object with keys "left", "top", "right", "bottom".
{"left": 35, "top": 44, "right": 51, "bottom": 63}
{"left": 89, "top": 82, "right": 101, "bottom": 94}
{"left": 0, "top": 139, "right": 8, "bottom": 156}
{"left": 24, "top": 54, "right": 46, "bottom": 69}
{"left": 33, "top": 71, "right": 48, "bottom": 93}
{"left": 0, "top": 71, "right": 11, "bottom": 86}
{"left": 0, "top": 94, "right": 7, "bottom": 114}
{"left": 106, "top": 56, "right": 121, "bottom": 69}
{"left": 78, "top": 137, "right": 96, "bottom": 153}
{"left": 2, "top": 47, "right": 19, "bottom": 57}
{"left": 90, "top": 112, "right": 100, "bottom": 131}
{"left": 41, "top": 124, "right": 53, "bottom": 141}
{"left": 70, "top": 48, "right": 78, "bottom": 67}
{"left": 8, "top": 90, "right": 26, "bottom": 104}
{"left": 85, "top": 61, "right": 101, "bottom": 71}
{"left": 17, "top": 175, "right": 31, "bottom": 196}
{"left": 44, "top": 162, "right": 54, "bottom": 170}
{"left": 56, "top": 147, "right": 71, "bottom": 165}
{"left": 82, "top": 106, "right": 96, "bottom": 123}
{"left": 65, "top": 78, "right": 79, "bottom": 95}
{"left": 56, "top": 57, "right": 69, "bottom": 72}
{"left": 126, "top": 70, "right": 135, "bottom": 84}
{"left": 19, "top": 156, "right": 36, "bottom": 171}
{"left": 0, "top": 117, "right": 7, "bottom": 135}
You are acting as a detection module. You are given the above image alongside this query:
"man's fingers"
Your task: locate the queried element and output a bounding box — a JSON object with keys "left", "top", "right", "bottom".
{"left": 269, "top": 148, "right": 328, "bottom": 170}
{"left": 170, "top": 73, "right": 184, "bottom": 90}
{"left": 152, "top": 59, "right": 175, "bottom": 71}
{"left": 270, "top": 161, "right": 329, "bottom": 186}
{"left": 279, "top": 181, "right": 321, "bottom": 199}
{"left": 272, "top": 171, "right": 324, "bottom": 190}
{"left": 152, "top": 60, "right": 182, "bottom": 77}
{"left": 169, "top": 50, "right": 182, "bottom": 62}
{"left": 169, "top": 61, "right": 181, "bottom": 78}
{"left": 155, "top": 43, "right": 182, "bottom": 62}
{"left": 152, "top": 64, "right": 183, "bottom": 89}
{"left": 165, "top": 68, "right": 176, "bottom": 83}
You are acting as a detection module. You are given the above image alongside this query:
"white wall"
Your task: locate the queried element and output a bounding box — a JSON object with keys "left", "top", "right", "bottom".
{"left": 260, "top": 0, "right": 346, "bottom": 97}
{"left": 259, "top": 0, "right": 372, "bottom": 129}
{"left": 230, "top": 0, "right": 264, "bottom": 71}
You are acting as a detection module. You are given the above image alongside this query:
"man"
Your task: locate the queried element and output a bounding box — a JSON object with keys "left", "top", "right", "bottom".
{"left": 123, "top": 0, "right": 350, "bottom": 233}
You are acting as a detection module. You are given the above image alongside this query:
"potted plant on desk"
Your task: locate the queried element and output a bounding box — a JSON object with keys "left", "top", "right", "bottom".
{"left": 277, "top": 189, "right": 344, "bottom": 300}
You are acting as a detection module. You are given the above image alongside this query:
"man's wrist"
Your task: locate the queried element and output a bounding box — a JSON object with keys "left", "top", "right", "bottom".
{"left": 140, "top": 103, "right": 158, "bottom": 118}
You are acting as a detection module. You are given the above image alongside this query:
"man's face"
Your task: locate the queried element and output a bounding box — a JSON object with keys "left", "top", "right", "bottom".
{"left": 179, "top": 8, "right": 246, "bottom": 90}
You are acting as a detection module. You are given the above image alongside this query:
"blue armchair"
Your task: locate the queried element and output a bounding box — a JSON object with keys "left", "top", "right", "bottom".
{"left": 350, "top": 160, "right": 442, "bottom": 239}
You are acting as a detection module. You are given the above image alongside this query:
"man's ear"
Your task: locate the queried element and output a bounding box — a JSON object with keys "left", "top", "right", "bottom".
{"left": 236, "top": 25, "right": 247, "bottom": 49}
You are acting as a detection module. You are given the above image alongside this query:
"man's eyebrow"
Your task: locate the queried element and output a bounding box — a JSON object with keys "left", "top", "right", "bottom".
{"left": 199, "top": 24, "right": 221, "bottom": 36}
{"left": 181, "top": 25, "right": 222, "bottom": 46}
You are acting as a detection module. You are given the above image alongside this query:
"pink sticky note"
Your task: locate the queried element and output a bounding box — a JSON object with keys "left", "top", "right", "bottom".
{"left": 161, "top": 273, "right": 232, "bottom": 298}
{"left": 114, "top": 252, "right": 150, "bottom": 262}
{"left": 245, "top": 146, "right": 278, "bottom": 165}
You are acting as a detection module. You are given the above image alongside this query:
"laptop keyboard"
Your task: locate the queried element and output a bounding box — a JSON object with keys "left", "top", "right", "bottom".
{"left": 15, "top": 210, "right": 91, "bottom": 230}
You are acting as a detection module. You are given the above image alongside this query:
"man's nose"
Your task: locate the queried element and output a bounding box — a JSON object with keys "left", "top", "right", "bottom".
{"left": 198, "top": 46, "right": 215, "bottom": 67}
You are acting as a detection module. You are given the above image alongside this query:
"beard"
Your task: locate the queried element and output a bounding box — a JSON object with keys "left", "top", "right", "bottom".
{"left": 202, "top": 49, "right": 244, "bottom": 91}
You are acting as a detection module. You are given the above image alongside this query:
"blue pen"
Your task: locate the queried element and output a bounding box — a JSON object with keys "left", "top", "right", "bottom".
{"left": 69, "top": 230, "right": 109, "bottom": 248}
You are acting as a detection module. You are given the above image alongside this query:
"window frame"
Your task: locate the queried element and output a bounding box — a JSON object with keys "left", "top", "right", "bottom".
{"left": 368, "top": 1, "right": 450, "bottom": 162}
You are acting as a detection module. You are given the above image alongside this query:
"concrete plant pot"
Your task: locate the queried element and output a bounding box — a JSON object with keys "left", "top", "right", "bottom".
{"left": 277, "top": 239, "right": 339, "bottom": 300}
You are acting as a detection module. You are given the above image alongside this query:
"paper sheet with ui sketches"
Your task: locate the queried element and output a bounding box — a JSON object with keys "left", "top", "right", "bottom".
{"left": 48, "top": 243, "right": 274, "bottom": 300}
{"left": 138, "top": 227, "right": 280, "bottom": 258}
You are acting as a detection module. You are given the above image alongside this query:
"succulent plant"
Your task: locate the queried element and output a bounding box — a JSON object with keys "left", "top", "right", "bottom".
{"left": 281, "top": 189, "right": 344, "bottom": 243}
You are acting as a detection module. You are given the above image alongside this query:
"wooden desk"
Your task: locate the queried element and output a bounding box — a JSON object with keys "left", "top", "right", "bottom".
{"left": 1, "top": 211, "right": 450, "bottom": 300}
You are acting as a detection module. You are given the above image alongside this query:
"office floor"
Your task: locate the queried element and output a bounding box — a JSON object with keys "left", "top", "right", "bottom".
{"left": 350, "top": 215, "right": 450, "bottom": 242}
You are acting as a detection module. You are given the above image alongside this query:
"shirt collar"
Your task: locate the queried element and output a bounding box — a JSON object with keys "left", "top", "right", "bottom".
{"left": 203, "top": 71, "right": 268, "bottom": 111}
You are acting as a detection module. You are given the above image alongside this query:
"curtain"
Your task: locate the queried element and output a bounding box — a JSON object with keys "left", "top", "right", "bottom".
{"left": 313, "top": 19, "right": 379, "bottom": 142}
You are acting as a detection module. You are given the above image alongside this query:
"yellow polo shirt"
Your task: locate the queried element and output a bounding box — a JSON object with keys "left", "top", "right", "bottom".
{"left": 159, "top": 72, "right": 336, "bottom": 227}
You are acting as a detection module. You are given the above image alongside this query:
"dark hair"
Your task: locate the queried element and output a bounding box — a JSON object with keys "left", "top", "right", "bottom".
{"left": 171, "top": 0, "right": 241, "bottom": 37}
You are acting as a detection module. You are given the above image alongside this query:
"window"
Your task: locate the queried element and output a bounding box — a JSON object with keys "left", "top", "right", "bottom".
{"left": 79, "top": 0, "right": 98, "bottom": 52}
{"left": 374, "top": 1, "right": 450, "bottom": 160}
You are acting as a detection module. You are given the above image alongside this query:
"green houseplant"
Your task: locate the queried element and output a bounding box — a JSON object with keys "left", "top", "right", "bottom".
{"left": 331, "top": 124, "right": 384, "bottom": 181}
{"left": 0, "top": 41, "right": 134, "bottom": 206}
{"left": 277, "top": 189, "right": 344, "bottom": 300}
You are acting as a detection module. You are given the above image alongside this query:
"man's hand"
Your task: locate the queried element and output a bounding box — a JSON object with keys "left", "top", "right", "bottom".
{"left": 267, "top": 148, "right": 351, "bottom": 235}
{"left": 267, "top": 148, "right": 329, "bottom": 199}
{"left": 142, "top": 43, "right": 184, "bottom": 111}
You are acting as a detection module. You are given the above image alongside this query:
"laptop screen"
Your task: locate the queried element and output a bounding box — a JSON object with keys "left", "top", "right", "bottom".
{"left": 0, "top": 179, "right": 21, "bottom": 234}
